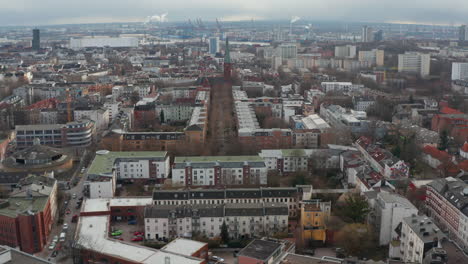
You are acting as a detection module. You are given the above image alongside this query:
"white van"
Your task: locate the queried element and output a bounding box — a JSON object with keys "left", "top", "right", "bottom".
{"left": 59, "top": 232, "right": 66, "bottom": 242}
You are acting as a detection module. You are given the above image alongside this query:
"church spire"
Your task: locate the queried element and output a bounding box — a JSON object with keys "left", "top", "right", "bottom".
{"left": 224, "top": 37, "right": 231, "bottom": 64}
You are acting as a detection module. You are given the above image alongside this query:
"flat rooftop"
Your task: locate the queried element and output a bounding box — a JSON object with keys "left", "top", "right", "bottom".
{"left": 175, "top": 156, "right": 263, "bottom": 163}
{"left": 87, "top": 151, "right": 167, "bottom": 176}
{"left": 76, "top": 201, "right": 203, "bottom": 264}
{"left": 161, "top": 238, "right": 207, "bottom": 257}
{"left": 237, "top": 239, "right": 282, "bottom": 261}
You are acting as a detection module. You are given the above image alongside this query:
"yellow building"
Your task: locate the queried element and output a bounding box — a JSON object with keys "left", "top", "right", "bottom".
{"left": 301, "top": 199, "right": 331, "bottom": 244}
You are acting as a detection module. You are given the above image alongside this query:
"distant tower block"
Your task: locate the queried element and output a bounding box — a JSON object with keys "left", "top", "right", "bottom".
{"left": 32, "top": 29, "right": 40, "bottom": 50}
{"left": 223, "top": 38, "right": 232, "bottom": 81}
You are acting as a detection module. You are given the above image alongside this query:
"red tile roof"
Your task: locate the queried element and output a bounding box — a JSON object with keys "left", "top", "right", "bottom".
{"left": 462, "top": 143, "right": 468, "bottom": 153}
{"left": 459, "top": 160, "right": 468, "bottom": 171}
{"left": 440, "top": 107, "right": 463, "bottom": 115}
{"left": 423, "top": 145, "right": 451, "bottom": 161}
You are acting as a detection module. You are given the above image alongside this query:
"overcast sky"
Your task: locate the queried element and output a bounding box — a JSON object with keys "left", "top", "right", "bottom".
{"left": 1, "top": 0, "right": 468, "bottom": 26}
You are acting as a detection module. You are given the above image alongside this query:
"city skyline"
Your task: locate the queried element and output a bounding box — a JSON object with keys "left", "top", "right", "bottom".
{"left": 1, "top": 0, "right": 468, "bottom": 26}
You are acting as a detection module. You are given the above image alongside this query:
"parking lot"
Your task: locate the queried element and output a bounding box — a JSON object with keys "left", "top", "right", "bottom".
{"left": 109, "top": 221, "right": 146, "bottom": 243}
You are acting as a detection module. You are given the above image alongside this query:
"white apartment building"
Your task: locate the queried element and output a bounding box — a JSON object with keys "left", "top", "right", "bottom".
{"left": 172, "top": 156, "right": 267, "bottom": 187}
{"left": 372, "top": 193, "right": 418, "bottom": 245}
{"left": 320, "top": 82, "right": 364, "bottom": 93}
{"left": 155, "top": 104, "right": 194, "bottom": 122}
{"left": 74, "top": 108, "right": 109, "bottom": 131}
{"left": 70, "top": 37, "right": 139, "bottom": 49}
{"left": 144, "top": 203, "right": 288, "bottom": 241}
{"left": 398, "top": 52, "right": 431, "bottom": 77}
{"left": 152, "top": 187, "right": 302, "bottom": 218}
{"left": 334, "top": 45, "right": 356, "bottom": 59}
{"left": 451, "top": 62, "right": 468, "bottom": 80}
{"left": 103, "top": 101, "right": 121, "bottom": 122}
{"left": 426, "top": 177, "right": 468, "bottom": 251}
{"left": 85, "top": 175, "right": 116, "bottom": 199}
{"left": 278, "top": 44, "right": 298, "bottom": 59}
{"left": 259, "top": 149, "right": 314, "bottom": 173}
{"left": 88, "top": 150, "right": 170, "bottom": 182}
{"left": 397, "top": 215, "right": 444, "bottom": 263}
{"left": 358, "top": 49, "right": 384, "bottom": 66}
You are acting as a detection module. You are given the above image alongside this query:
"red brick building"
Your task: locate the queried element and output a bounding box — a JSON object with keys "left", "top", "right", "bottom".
{"left": 431, "top": 114, "right": 468, "bottom": 143}
{"left": 0, "top": 175, "right": 57, "bottom": 254}
{"left": 238, "top": 129, "right": 293, "bottom": 151}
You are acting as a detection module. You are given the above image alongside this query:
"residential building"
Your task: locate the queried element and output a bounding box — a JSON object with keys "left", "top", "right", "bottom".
{"left": 260, "top": 149, "right": 311, "bottom": 173}
{"left": 0, "top": 175, "right": 58, "bottom": 254}
{"left": 0, "top": 245, "right": 53, "bottom": 263}
{"left": 398, "top": 215, "right": 444, "bottom": 263}
{"left": 371, "top": 192, "right": 418, "bottom": 246}
{"left": 278, "top": 44, "right": 298, "bottom": 59}
{"left": 144, "top": 203, "right": 288, "bottom": 241}
{"left": 334, "top": 45, "right": 356, "bottom": 59}
{"left": 237, "top": 238, "right": 294, "bottom": 264}
{"left": 15, "top": 120, "right": 95, "bottom": 149}
{"left": 172, "top": 156, "right": 267, "bottom": 187}
{"left": 398, "top": 52, "right": 431, "bottom": 77}
{"left": 74, "top": 107, "right": 109, "bottom": 131}
{"left": 354, "top": 136, "right": 410, "bottom": 180}
{"left": 352, "top": 96, "right": 376, "bottom": 111}
{"left": 426, "top": 177, "right": 468, "bottom": 251}
{"left": 87, "top": 150, "right": 170, "bottom": 183}
{"left": 100, "top": 130, "right": 185, "bottom": 152}
{"left": 451, "top": 62, "right": 468, "bottom": 80}
{"left": 358, "top": 49, "right": 384, "bottom": 66}
{"left": 76, "top": 198, "right": 206, "bottom": 264}
{"left": 320, "top": 104, "right": 370, "bottom": 134}
{"left": 152, "top": 187, "right": 302, "bottom": 218}
{"left": 301, "top": 199, "right": 331, "bottom": 245}
{"left": 320, "top": 82, "right": 364, "bottom": 93}
{"left": 422, "top": 145, "right": 451, "bottom": 169}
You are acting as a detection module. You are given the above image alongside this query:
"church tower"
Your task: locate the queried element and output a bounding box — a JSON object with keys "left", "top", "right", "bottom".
{"left": 223, "top": 37, "right": 232, "bottom": 81}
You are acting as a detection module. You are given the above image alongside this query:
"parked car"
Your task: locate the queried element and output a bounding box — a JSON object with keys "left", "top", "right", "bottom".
{"left": 52, "top": 235, "right": 58, "bottom": 243}
{"left": 66, "top": 209, "right": 71, "bottom": 215}
{"left": 72, "top": 214, "right": 78, "bottom": 223}
{"left": 111, "top": 230, "right": 123, "bottom": 236}
{"left": 133, "top": 231, "right": 144, "bottom": 236}
{"left": 59, "top": 232, "right": 66, "bottom": 242}
{"left": 48, "top": 242, "right": 56, "bottom": 250}
{"left": 128, "top": 219, "right": 137, "bottom": 225}
{"left": 63, "top": 223, "right": 68, "bottom": 230}
{"left": 51, "top": 251, "right": 58, "bottom": 257}
{"left": 211, "top": 256, "right": 224, "bottom": 262}
{"left": 72, "top": 193, "right": 77, "bottom": 199}
{"left": 132, "top": 237, "right": 143, "bottom": 242}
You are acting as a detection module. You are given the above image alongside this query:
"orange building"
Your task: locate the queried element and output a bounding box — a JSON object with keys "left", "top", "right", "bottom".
{"left": 300, "top": 199, "right": 331, "bottom": 246}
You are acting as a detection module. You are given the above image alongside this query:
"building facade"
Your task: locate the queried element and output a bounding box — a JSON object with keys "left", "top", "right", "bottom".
{"left": 398, "top": 52, "right": 431, "bottom": 77}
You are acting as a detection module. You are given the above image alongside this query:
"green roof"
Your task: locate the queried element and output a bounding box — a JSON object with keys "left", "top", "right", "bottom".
{"left": 87, "top": 151, "right": 167, "bottom": 176}
{"left": 281, "top": 149, "right": 306, "bottom": 157}
{"left": 0, "top": 196, "right": 49, "bottom": 218}
{"left": 175, "top": 156, "right": 263, "bottom": 163}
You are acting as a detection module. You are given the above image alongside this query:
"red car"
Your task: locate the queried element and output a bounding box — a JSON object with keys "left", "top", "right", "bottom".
{"left": 132, "top": 237, "right": 143, "bottom": 242}
{"left": 66, "top": 209, "right": 71, "bottom": 215}
{"left": 118, "top": 238, "right": 124, "bottom": 241}
{"left": 133, "top": 231, "right": 144, "bottom": 236}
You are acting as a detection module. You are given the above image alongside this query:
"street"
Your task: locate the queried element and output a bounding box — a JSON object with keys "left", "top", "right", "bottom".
{"left": 37, "top": 164, "right": 88, "bottom": 263}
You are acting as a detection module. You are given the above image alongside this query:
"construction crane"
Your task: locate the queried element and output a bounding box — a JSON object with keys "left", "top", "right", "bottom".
{"left": 66, "top": 88, "right": 72, "bottom": 122}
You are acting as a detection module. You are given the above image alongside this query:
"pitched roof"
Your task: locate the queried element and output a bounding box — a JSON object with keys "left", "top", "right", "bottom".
{"left": 422, "top": 145, "right": 451, "bottom": 161}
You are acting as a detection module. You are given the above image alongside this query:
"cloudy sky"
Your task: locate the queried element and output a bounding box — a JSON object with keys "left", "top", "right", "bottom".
{"left": 1, "top": 0, "right": 468, "bottom": 26}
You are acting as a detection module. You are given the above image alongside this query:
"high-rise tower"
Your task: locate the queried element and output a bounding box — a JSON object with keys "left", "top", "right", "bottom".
{"left": 223, "top": 38, "right": 232, "bottom": 81}
{"left": 32, "top": 29, "right": 40, "bottom": 50}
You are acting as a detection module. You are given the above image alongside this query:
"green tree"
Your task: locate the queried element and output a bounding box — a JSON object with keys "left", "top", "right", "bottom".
{"left": 159, "top": 110, "right": 165, "bottom": 124}
{"left": 338, "top": 194, "right": 370, "bottom": 223}
{"left": 335, "top": 223, "right": 376, "bottom": 258}
{"left": 439, "top": 130, "right": 449, "bottom": 151}
{"left": 220, "top": 221, "right": 229, "bottom": 244}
